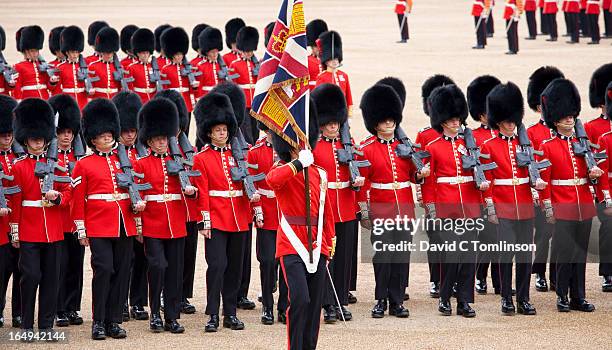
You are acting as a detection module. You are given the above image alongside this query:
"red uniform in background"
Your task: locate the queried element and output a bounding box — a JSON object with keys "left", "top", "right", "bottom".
{"left": 584, "top": 114, "right": 611, "bottom": 145}
{"left": 315, "top": 70, "right": 353, "bottom": 112}
{"left": 161, "top": 62, "right": 197, "bottom": 112}
{"left": 13, "top": 60, "right": 55, "bottom": 100}
{"left": 55, "top": 60, "right": 88, "bottom": 109}
{"left": 127, "top": 60, "right": 156, "bottom": 104}
{"left": 196, "top": 58, "right": 221, "bottom": 101}
{"left": 229, "top": 58, "right": 257, "bottom": 109}
{"left": 88, "top": 58, "right": 122, "bottom": 100}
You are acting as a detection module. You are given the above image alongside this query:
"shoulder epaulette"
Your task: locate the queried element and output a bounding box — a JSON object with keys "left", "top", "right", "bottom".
{"left": 359, "top": 138, "right": 376, "bottom": 150}
{"left": 541, "top": 137, "right": 555, "bottom": 145}
{"left": 13, "top": 155, "right": 26, "bottom": 163}
{"left": 250, "top": 142, "right": 264, "bottom": 150}
{"left": 418, "top": 126, "right": 432, "bottom": 133}
{"left": 426, "top": 136, "right": 442, "bottom": 147}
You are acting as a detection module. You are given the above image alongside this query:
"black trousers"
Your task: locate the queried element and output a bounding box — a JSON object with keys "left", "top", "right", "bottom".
{"left": 439, "top": 228, "right": 477, "bottom": 303}
{"left": 532, "top": 207, "right": 556, "bottom": 283}
{"left": 597, "top": 203, "right": 612, "bottom": 276}
{"left": 545, "top": 13, "right": 558, "bottom": 39}
{"left": 371, "top": 228, "right": 411, "bottom": 305}
{"left": 563, "top": 11, "right": 571, "bottom": 36}
{"left": 604, "top": 9, "right": 612, "bottom": 36}
{"left": 182, "top": 221, "right": 198, "bottom": 300}
{"left": 349, "top": 219, "right": 358, "bottom": 292}
{"left": 552, "top": 219, "right": 591, "bottom": 300}
{"left": 204, "top": 229, "right": 247, "bottom": 316}
{"left": 587, "top": 13, "right": 601, "bottom": 42}
{"left": 580, "top": 10, "right": 590, "bottom": 36}
{"left": 144, "top": 237, "right": 185, "bottom": 320}
{"left": 128, "top": 239, "right": 148, "bottom": 307}
{"left": 506, "top": 19, "right": 519, "bottom": 53}
{"left": 240, "top": 109, "right": 260, "bottom": 146}
{"left": 487, "top": 11, "right": 495, "bottom": 35}
{"left": 256, "top": 228, "right": 278, "bottom": 308}
{"left": 526, "top": 10, "right": 537, "bottom": 38}
{"left": 90, "top": 233, "right": 133, "bottom": 323}
{"left": 540, "top": 8, "right": 549, "bottom": 34}
{"left": 397, "top": 14, "right": 409, "bottom": 40}
{"left": 497, "top": 219, "right": 534, "bottom": 301}
{"left": 474, "top": 16, "right": 487, "bottom": 47}
{"left": 566, "top": 12, "right": 580, "bottom": 42}
{"left": 57, "top": 233, "right": 85, "bottom": 313}
{"left": 277, "top": 265, "right": 289, "bottom": 312}
{"left": 476, "top": 219, "right": 500, "bottom": 290}
{"left": 281, "top": 254, "right": 326, "bottom": 350}
{"left": 324, "top": 220, "right": 356, "bottom": 306}
{"left": 19, "top": 241, "right": 60, "bottom": 329}
{"left": 427, "top": 229, "right": 441, "bottom": 283}
{"left": 238, "top": 225, "right": 252, "bottom": 300}
{"left": 1, "top": 244, "right": 21, "bottom": 318}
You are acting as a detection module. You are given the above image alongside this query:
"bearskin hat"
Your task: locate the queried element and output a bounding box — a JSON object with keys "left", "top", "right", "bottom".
{"left": 606, "top": 81, "right": 612, "bottom": 119}
{"left": 48, "top": 26, "right": 65, "bottom": 54}
{"left": 60, "top": 25, "right": 84, "bottom": 53}
{"left": 198, "top": 27, "right": 223, "bottom": 55}
{"left": 154, "top": 24, "right": 171, "bottom": 53}
{"left": 210, "top": 82, "right": 246, "bottom": 126}
{"left": 318, "top": 30, "right": 342, "bottom": 65}
{"left": 0, "top": 95, "right": 17, "bottom": 134}
{"left": 360, "top": 84, "right": 403, "bottom": 135}
{"left": 527, "top": 66, "right": 564, "bottom": 111}
{"left": 82, "top": 98, "right": 120, "bottom": 148}
{"left": 15, "top": 27, "right": 24, "bottom": 52}
{"left": 257, "top": 121, "right": 269, "bottom": 132}
{"left": 112, "top": 91, "right": 142, "bottom": 132}
{"left": 154, "top": 89, "right": 189, "bottom": 132}
{"left": 421, "top": 74, "right": 455, "bottom": 116}
{"left": 312, "top": 83, "right": 347, "bottom": 126}
{"left": 272, "top": 98, "right": 319, "bottom": 163}
{"left": 486, "top": 82, "right": 524, "bottom": 129}
{"left": 120, "top": 25, "right": 139, "bottom": 54}
{"left": 377, "top": 76, "right": 406, "bottom": 107}
{"left": 264, "top": 22, "right": 275, "bottom": 49}
{"left": 48, "top": 94, "right": 81, "bottom": 135}
{"left": 194, "top": 92, "right": 238, "bottom": 145}
{"left": 131, "top": 28, "right": 154, "bottom": 54}
{"left": 138, "top": 98, "right": 179, "bottom": 144}
{"left": 95, "top": 27, "right": 119, "bottom": 53}
{"left": 0, "top": 25, "right": 6, "bottom": 51}
{"left": 429, "top": 84, "right": 468, "bottom": 133}
{"left": 589, "top": 63, "right": 612, "bottom": 108}
{"left": 225, "top": 18, "right": 246, "bottom": 49}
{"left": 88, "top": 20, "right": 109, "bottom": 46}
{"left": 306, "top": 19, "right": 328, "bottom": 47}
{"left": 541, "top": 78, "right": 581, "bottom": 129}
{"left": 236, "top": 26, "right": 259, "bottom": 52}
{"left": 467, "top": 75, "right": 501, "bottom": 122}
{"left": 20, "top": 25, "right": 44, "bottom": 51}
{"left": 191, "top": 23, "right": 209, "bottom": 52}
{"left": 14, "top": 98, "right": 55, "bottom": 145}
{"left": 161, "top": 27, "right": 188, "bottom": 59}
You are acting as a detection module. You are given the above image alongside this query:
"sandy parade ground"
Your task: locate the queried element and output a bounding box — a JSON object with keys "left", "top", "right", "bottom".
{"left": 1, "top": 0, "right": 611, "bottom": 349}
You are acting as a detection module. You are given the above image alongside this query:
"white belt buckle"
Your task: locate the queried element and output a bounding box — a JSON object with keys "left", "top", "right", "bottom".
{"left": 512, "top": 178, "right": 519, "bottom": 185}
{"left": 113, "top": 192, "right": 122, "bottom": 201}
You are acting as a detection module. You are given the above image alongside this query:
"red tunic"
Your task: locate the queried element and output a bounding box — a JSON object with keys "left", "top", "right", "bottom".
{"left": 315, "top": 70, "right": 353, "bottom": 109}
{"left": 156, "top": 56, "right": 171, "bottom": 70}
{"left": 584, "top": 114, "right": 611, "bottom": 146}
{"left": 422, "top": 135, "right": 483, "bottom": 219}
{"left": 13, "top": 60, "right": 55, "bottom": 100}
{"left": 596, "top": 131, "right": 612, "bottom": 201}
{"left": 71, "top": 148, "right": 139, "bottom": 238}
{"left": 543, "top": 0, "right": 559, "bottom": 13}
{"left": 192, "top": 144, "right": 251, "bottom": 232}
{"left": 525, "top": 0, "right": 538, "bottom": 11}
{"left": 88, "top": 59, "right": 122, "bottom": 100}
{"left": 120, "top": 56, "right": 137, "bottom": 70}
{"left": 504, "top": 0, "right": 521, "bottom": 19}
{"left": 8, "top": 154, "right": 72, "bottom": 243}
{"left": 395, "top": 0, "right": 408, "bottom": 14}
{"left": 127, "top": 60, "right": 156, "bottom": 104}
{"left": 415, "top": 126, "right": 441, "bottom": 149}
{"left": 481, "top": 134, "right": 535, "bottom": 220}
{"left": 247, "top": 140, "right": 281, "bottom": 230}
{"left": 56, "top": 60, "right": 89, "bottom": 110}
{"left": 527, "top": 119, "right": 555, "bottom": 151}
{"left": 586, "top": 0, "right": 601, "bottom": 14}
{"left": 229, "top": 58, "right": 258, "bottom": 109}
{"left": 0, "top": 150, "right": 16, "bottom": 246}
{"left": 312, "top": 137, "right": 357, "bottom": 223}
{"left": 472, "top": 124, "right": 496, "bottom": 146}
{"left": 190, "top": 55, "right": 203, "bottom": 68}
{"left": 307, "top": 54, "right": 321, "bottom": 91}
{"left": 0, "top": 73, "right": 10, "bottom": 97}
{"left": 562, "top": 0, "right": 581, "bottom": 13}
{"left": 196, "top": 58, "right": 221, "bottom": 101}
{"left": 58, "top": 149, "right": 77, "bottom": 233}
{"left": 266, "top": 161, "right": 334, "bottom": 258}
{"left": 134, "top": 153, "right": 188, "bottom": 239}
{"left": 161, "top": 62, "right": 197, "bottom": 112}
{"left": 222, "top": 51, "right": 240, "bottom": 69}
{"left": 84, "top": 53, "right": 100, "bottom": 65}
{"left": 538, "top": 135, "right": 597, "bottom": 221}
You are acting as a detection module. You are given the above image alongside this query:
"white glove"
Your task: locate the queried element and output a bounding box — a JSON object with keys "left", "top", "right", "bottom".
{"left": 298, "top": 149, "right": 314, "bottom": 168}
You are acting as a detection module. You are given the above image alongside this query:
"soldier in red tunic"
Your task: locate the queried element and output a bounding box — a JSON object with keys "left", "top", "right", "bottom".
{"left": 127, "top": 28, "right": 157, "bottom": 104}
{"left": 229, "top": 26, "right": 260, "bottom": 145}
{"left": 562, "top": 0, "right": 581, "bottom": 43}
{"left": 525, "top": 0, "right": 538, "bottom": 39}
{"left": 196, "top": 27, "right": 224, "bottom": 102}
{"left": 192, "top": 92, "right": 254, "bottom": 332}
{"left": 526, "top": 66, "right": 564, "bottom": 292}
{"left": 585, "top": 0, "right": 601, "bottom": 44}
{"left": 88, "top": 27, "right": 124, "bottom": 100}
{"left": 596, "top": 82, "right": 612, "bottom": 292}
{"left": 48, "top": 94, "right": 85, "bottom": 327}
{"left": 223, "top": 18, "right": 246, "bottom": 68}
{"left": 13, "top": 26, "right": 59, "bottom": 100}
{"left": 482, "top": 82, "right": 538, "bottom": 315}
{"left": 305, "top": 20, "right": 328, "bottom": 90}
{"left": 315, "top": 31, "right": 353, "bottom": 117}
{"left": 395, "top": 0, "right": 412, "bottom": 43}
{"left": 0, "top": 95, "right": 19, "bottom": 328}
{"left": 423, "top": 84, "right": 486, "bottom": 318}
{"left": 119, "top": 25, "right": 139, "bottom": 70}
{"left": 543, "top": 0, "right": 559, "bottom": 40}
{"left": 0, "top": 25, "right": 17, "bottom": 97}
{"left": 9, "top": 98, "right": 72, "bottom": 340}
{"left": 160, "top": 27, "right": 199, "bottom": 114}
{"left": 135, "top": 98, "right": 194, "bottom": 334}
{"left": 55, "top": 26, "right": 89, "bottom": 110}
{"left": 472, "top": 0, "right": 492, "bottom": 48}
{"left": 154, "top": 24, "right": 172, "bottom": 69}
{"left": 72, "top": 99, "right": 145, "bottom": 340}
{"left": 466, "top": 75, "right": 501, "bottom": 295}
{"left": 85, "top": 21, "right": 109, "bottom": 65}
{"left": 586, "top": 64, "right": 612, "bottom": 145}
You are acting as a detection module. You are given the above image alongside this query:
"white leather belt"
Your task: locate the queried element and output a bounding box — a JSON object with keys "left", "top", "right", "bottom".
{"left": 63, "top": 87, "right": 85, "bottom": 93}
{"left": 0, "top": 88, "right": 4, "bottom": 92}
{"left": 551, "top": 178, "right": 588, "bottom": 186}
{"left": 133, "top": 87, "right": 156, "bottom": 94}
{"left": 238, "top": 84, "right": 255, "bottom": 89}
{"left": 201, "top": 86, "right": 215, "bottom": 91}
{"left": 370, "top": 181, "right": 411, "bottom": 190}
{"left": 88, "top": 193, "right": 130, "bottom": 201}
{"left": 93, "top": 87, "right": 118, "bottom": 93}
{"left": 494, "top": 177, "right": 530, "bottom": 186}
{"left": 437, "top": 176, "right": 474, "bottom": 184}
{"left": 171, "top": 87, "right": 189, "bottom": 93}
{"left": 209, "top": 190, "right": 243, "bottom": 198}
{"left": 328, "top": 181, "right": 350, "bottom": 190}
{"left": 257, "top": 188, "right": 276, "bottom": 198}
{"left": 22, "top": 200, "right": 45, "bottom": 207}
{"left": 144, "top": 193, "right": 182, "bottom": 202}
{"left": 21, "top": 84, "right": 47, "bottom": 91}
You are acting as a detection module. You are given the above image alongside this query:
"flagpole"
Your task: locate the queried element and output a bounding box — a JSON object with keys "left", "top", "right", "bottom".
{"left": 304, "top": 86, "right": 313, "bottom": 265}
